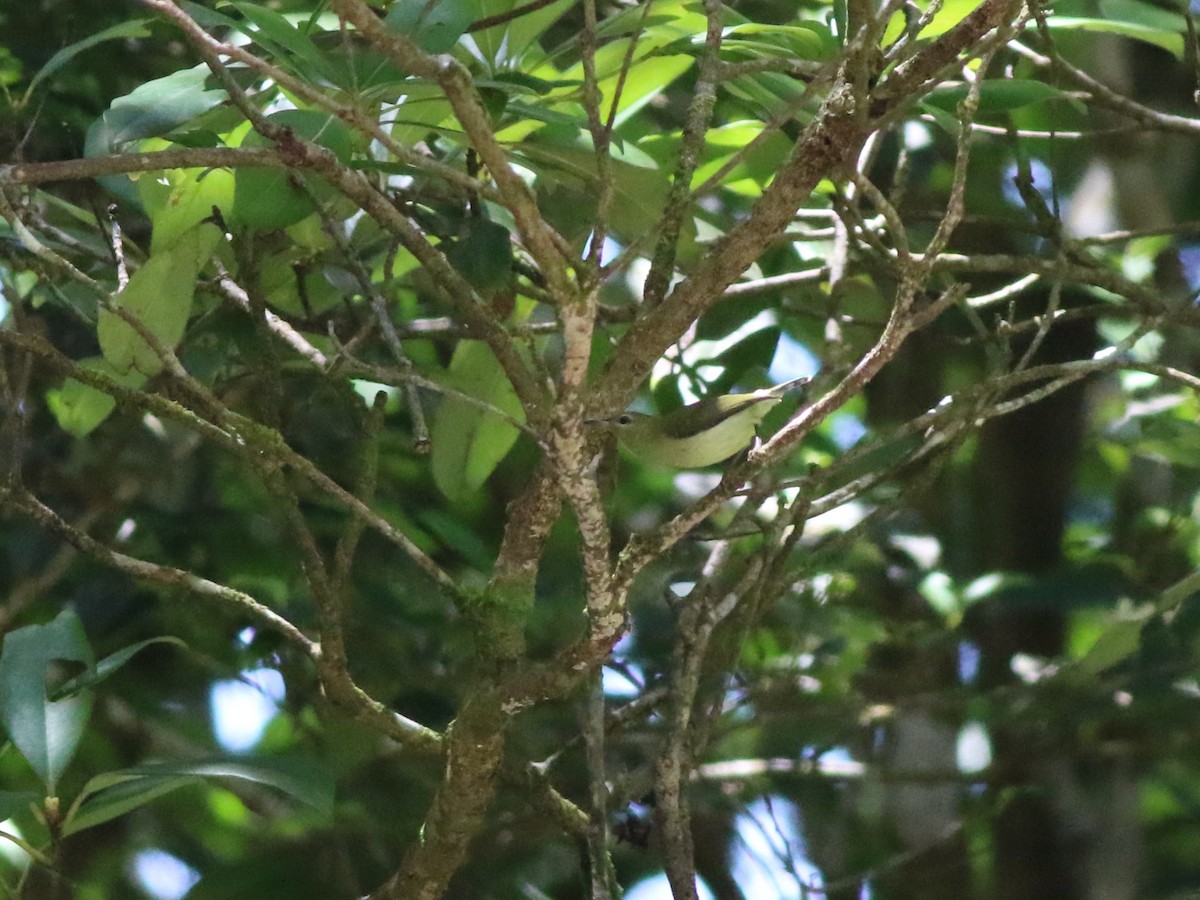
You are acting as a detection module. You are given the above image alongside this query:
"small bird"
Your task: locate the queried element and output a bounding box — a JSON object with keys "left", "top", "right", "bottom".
{"left": 597, "top": 376, "right": 811, "bottom": 468}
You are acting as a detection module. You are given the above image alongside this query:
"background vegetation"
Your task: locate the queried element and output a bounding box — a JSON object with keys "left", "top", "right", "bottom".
{"left": 3, "top": 0, "right": 1200, "bottom": 898}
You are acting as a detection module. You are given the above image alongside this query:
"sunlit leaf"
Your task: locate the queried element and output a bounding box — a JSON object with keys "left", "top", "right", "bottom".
{"left": 46, "top": 357, "right": 147, "bottom": 437}
{"left": 98, "top": 222, "right": 222, "bottom": 376}
{"left": 431, "top": 341, "right": 525, "bottom": 500}
{"left": 1075, "top": 606, "right": 1154, "bottom": 676}
{"left": 882, "top": 0, "right": 983, "bottom": 46}
{"left": 720, "top": 22, "right": 831, "bottom": 59}
{"left": 137, "top": 156, "right": 235, "bottom": 252}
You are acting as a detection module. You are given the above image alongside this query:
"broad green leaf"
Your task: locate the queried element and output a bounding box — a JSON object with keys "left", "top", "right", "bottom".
{"left": 882, "top": 0, "right": 982, "bottom": 46}
{"left": 431, "top": 341, "right": 525, "bottom": 500}
{"left": 1128, "top": 414, "right": 1200, "bottom": 467}
{"left": 51, "top": 637, "right": 187, "bottom": 701}
{"left": 443, "top": 220, "right": 514, "bottom": 292}
{"left": 0, "top": 792, "right": 40, "bottom": 823}
{"left": 1075, "top": 606, "right": 1153, "bottom": 676}
{"left": 593, "top": 5, "right": 689, "bottom": 42}
{"left": 484, "top": 72, "right": 568, "bottom": 95}
{"left": 720, "top": 22, "right": 830, "bottom": 59}
{"left": 312, "top": 36, "right": 409, "bottom": 94}
{"left": 98, "top": 222, "right": 222, "bottom": 376}
{"left": 923, "top": 79, "right": 1067, "bottom": 113}
{"left": 920, "top": 572, "right": 961, "bottom": 621}
{"left": 418, "top": 507, "right": 497, "bottom": 571}
{"left": 392, "top": 95, "right": 454, "bottom": 146}
{"left": 643, "top": 120, "right": 792, "bottom": 196}
{"left": 64, "top": 774, "right": 202, "bottom": 836}
{"left": 64, "top": 756, "right": 334, "bottom": 836}
{"left": 46, "top": 357, "right": 147, "bottom": 437}
{"left": 1045, "top": 12, "right": 1184, "bottom": 58}
{"left": 722, "top": 68, "right": 812, "bottom": 121}
{"left": 27, "top": 19, "right": 152, "bottom": 96}
{"left": 495, "top": 100, "right": 587, "bottom": 139}
{"left": 231, "top": 109, "right": 357, "bottom": 230}
{"left": 919, "top": 100, "right": 963, "bottom": 137}
{"left": 569, "top": 49, "right": 693, "bottom": 129}
{"left": 186, "top": 1, "right": 403, "bottom": 92}
{"left": 0, "top": 610, "right": 95, "bottom": 793}
{"left": 514, "top": 135, "right": 673, "bottom": 243}
{"left": 0, "top": 47, "right": 20, "bottom": 88}
{"left": 259, "top": 244, "right": 344, "bottom": 317}
{"left": 1100, "top": 0, "right": 1186, "bottom": 34}
{"left": 231, "top": 3, "right": 336, "bottom": 82}
{"left": 471, "top": 0, "right": 576, "bottom": 65}
{"left": 542, "top": 1, "right": 700, "bottom": 119}
{"left": 137, "top": 156, "right": 235, "bottom": 252}
{"left": 386, "top": 0, "right": 474, "bottom": 53}
{"left": 84, "top": 65, "right": 227, "bottom": 157}
{"left": 178, "top": 0, "right": 248, "bottom": 32}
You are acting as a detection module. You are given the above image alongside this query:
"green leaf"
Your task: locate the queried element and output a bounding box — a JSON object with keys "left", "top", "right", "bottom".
{"left": 258, "top": 245, "right": 344, "bottom": 317}
{"left": 64, "top": 774, "right": 202, "bottom": 836}
{"left": 98, "top": 222, "right": 222, "bottom": 376}
{"left": 64, "top": 756, "right": 335, "bottom": 835}
{"left": 431, "top": 342, "right": 525, "bottom": 500}
{"left": 595, "top": 52, "right": 693, "bottom": 129}
{"left": 311, "top": 36, "right": 409, "bottom": 94}
{"left": 1132, "top": 414, "right": 1200, "bottom": 467}
{"left": 137, "top": 160, "right": 235, "bottom": 253}
{"left": 27, "top": 19, "right": 152, "bottom": 96}
{"left": 722, "top": 68, "right": 811, "bottom": 121}
{"left": 923, "top": 79, "right": 1067, "bottom": 113}
{"left": 231, "top": 109, "right": 357, "bottom": 230}
{"left": 231, "top": 3, "right": 335, "bottom": 82}
{"left": 386, "top": 0, "right": 474, "bottom": 53}
{"left": 882, "top": 0, "right": 983, "bottom": 45}
{"left": 721, "top": 22, "right": 830, "bottom": 59}
{"left": 919, "top": 572, "right": 961, "bottom": 621}
{"left": 643, "top": 120, "right": 792, "bottom": 195}
{"left": 514, "top": 135, "right": 673, "bottom": 244}
{"left": 0, "top": 610, "right": 95, "bottom": 793}
{"left": 1076, "top": 606, "right": 1153, "bottom": 676}
{"left": 418, "top": 507, "right": 497, "bottom": 571}
{"left": 51, "top": 637, "right": 187, "bottom": 701}
{"left": 485, "top": 72, "right": 567, "bottom": 95}
{"left": 84, "top": 65, "right": 227, "bottom": 157}
{"left": 391, "top": 95, "right": 454, "bottom": 146}
{"left": 46, "top": 357, "right": 147, "bottom": 437}
{"left": 0, "top": 792, "right": 40, "bottom": 823}
{"left": 443, "top": 220, "right": 514, "bottom": 292}
{"left": 470, "top": 0, "right": 576, "bottom": 64}
{"left": 1099, "top": 0, "right": 1187, "bottom": 34}
{"left": 1046, "top": 4, "right": 1184, "bottom": 58}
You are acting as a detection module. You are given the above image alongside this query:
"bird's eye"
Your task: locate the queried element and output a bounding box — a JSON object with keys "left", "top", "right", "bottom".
{"left": 616, "top": 414, "right": 633, "bottom": 426}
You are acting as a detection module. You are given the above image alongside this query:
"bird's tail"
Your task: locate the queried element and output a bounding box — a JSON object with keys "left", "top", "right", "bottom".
{"left": 771, "top": 375, "right": 813, "bottom": 396}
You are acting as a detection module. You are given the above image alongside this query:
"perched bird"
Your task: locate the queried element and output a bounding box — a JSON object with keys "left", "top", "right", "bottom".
{"left": 597, "top": 376, "right": 811, "bottom": 468}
